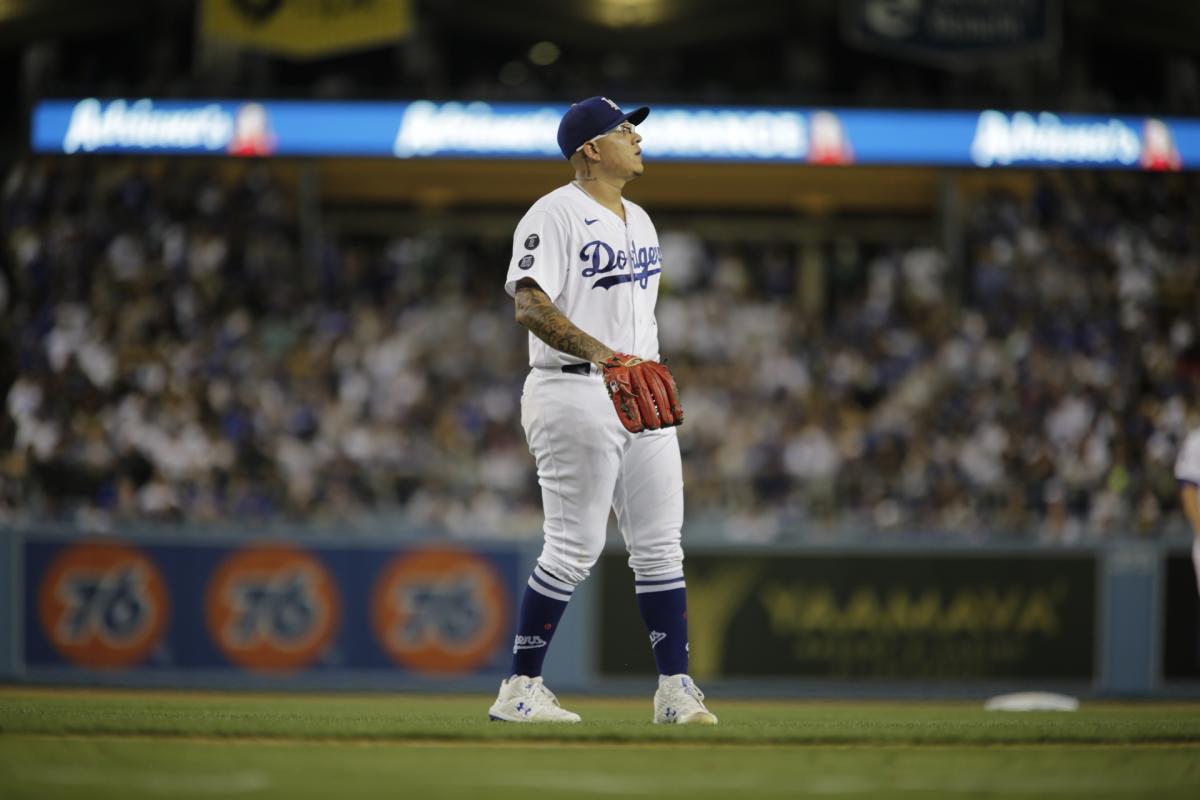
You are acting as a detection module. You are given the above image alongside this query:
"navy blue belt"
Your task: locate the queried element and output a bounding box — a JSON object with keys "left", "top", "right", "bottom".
{"left": 561, "top": 363, "right": 592, "bottom": 376}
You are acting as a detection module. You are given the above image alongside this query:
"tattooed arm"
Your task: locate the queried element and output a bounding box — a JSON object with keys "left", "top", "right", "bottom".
{"left": 514, "top": 278, "right": 615, "bottom": 366}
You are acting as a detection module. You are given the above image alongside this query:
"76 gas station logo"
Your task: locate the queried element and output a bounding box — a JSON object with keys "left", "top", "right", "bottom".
{"left": 222, "top": 569, "right": 324, "bottom": 647}
{"left": 37, "top": 542, "right": 169, "bottom": 669}
{"left": 206, "top": 545, "right": 340, "bottom": 672}
{"left": 371, "top": 549, "right": 509, "bottom": 674}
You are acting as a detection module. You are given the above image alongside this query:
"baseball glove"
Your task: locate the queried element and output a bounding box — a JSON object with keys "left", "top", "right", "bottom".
{"left": 600, "top": 353, "right": 683, "bottom": 433}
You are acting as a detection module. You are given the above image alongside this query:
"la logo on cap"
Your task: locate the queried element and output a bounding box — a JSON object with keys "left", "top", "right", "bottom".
{"left": 601, "top": 97, "right": 621, "bottom": 111}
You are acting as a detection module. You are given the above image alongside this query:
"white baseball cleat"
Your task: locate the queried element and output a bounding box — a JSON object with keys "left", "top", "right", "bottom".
{"left": 488, "top": 675, "right": 582, "bottom": 723}
{"left": 653, "top": 674, "right": 718, "bottom": 725}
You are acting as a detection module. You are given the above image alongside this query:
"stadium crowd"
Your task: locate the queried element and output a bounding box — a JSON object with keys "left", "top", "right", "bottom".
{"left": 2, "top": 159, "right": 1198, "bottom": 540}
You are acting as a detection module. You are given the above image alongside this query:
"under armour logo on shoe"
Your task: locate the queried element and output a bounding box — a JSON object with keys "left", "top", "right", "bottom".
{"left": 649, "top": 630, "right": 667, "bottom": 648}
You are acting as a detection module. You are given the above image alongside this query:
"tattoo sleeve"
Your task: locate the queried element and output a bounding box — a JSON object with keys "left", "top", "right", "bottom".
{"left": 1182, "top": 485, "right": 1200, "bottom": 538}
{"left": 513, "top": 279, "right": 614, "bottom": 365}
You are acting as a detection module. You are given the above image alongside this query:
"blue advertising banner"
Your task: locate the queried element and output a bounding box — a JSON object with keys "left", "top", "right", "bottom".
{"left": 22, "top": 537, "right": 519, "bottom": 678}
{"left": 30, "top": 97, "right": 1200, "bottom": 170}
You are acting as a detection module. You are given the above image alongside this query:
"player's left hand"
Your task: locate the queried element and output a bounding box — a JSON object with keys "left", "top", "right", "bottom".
{"left": 600, "top": 353, "right": 683, "bottom": 433}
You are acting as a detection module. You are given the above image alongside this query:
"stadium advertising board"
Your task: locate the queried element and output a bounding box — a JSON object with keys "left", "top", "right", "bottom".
{"left": 30, "top": 97, "right": 1200, "bottom": 169}
{"left": 1162, "top": 550, "right": 1200, "bottom": 681}
{"left": 841, "top": 0, "right": 1057, "bottom": 68}
{"left": 599, "top": 552, "right": 1096, "bottom": 681}
{"left": 23, "top": 537, "right": 517, "bottom": 678}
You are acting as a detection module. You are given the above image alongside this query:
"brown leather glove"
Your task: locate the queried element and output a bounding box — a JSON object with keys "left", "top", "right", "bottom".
{"left": 600, "top": 353, "right": 683, "bottom": 433}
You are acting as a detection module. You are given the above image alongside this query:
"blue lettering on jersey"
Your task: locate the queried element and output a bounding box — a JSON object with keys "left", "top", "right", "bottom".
{"left": 579, "top": 239, "right": 662, "bottom": 290}
{"left": 580, "top": 241, "right": 624, "bottom": 277}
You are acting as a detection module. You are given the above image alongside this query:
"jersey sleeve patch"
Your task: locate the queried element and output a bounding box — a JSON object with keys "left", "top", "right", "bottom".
{"left": 505, "top": 209, "right": 567, "bottom": 299}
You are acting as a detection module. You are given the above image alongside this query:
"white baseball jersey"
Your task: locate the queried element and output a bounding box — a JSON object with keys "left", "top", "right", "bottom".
{"left": 503, "top": 181, "right": 683, "bottom": 589}
{"left": 1177, "top": 429, "right": 1200, "bottom": 486}
{"left": 505, "top": 183, "right": 663, "bottom": 367}
{"left": 1179, "top": 429, "right": 1200, "bottom": 596}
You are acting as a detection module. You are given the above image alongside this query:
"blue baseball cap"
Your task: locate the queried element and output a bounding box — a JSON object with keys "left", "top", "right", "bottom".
{"left": 557, "top": 96, "right": 650, "bottom": 159}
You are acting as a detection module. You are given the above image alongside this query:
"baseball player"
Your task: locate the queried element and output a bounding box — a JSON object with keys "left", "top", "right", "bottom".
{"left": 488, "top": 97, "right": 716, "bottom": 725}
{"left": 1177, "top": 426, "right": 1200, "bottom": 596}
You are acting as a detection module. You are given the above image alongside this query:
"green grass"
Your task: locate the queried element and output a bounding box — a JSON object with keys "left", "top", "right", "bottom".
{"left": 2, "top": 687, "right": 1199, "bottom": 799}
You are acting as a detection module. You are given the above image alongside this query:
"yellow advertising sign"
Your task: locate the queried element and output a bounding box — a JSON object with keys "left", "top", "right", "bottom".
{"left": 599, "top": 552, "right": 1096, "bottom": 681}
{"left": 203, "top": 0, "right": 412, "bottom": 59}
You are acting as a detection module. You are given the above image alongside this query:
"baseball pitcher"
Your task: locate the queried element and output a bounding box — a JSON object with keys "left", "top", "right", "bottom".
{"left": 488, "top": 97, "right": 716, "bottom": 725}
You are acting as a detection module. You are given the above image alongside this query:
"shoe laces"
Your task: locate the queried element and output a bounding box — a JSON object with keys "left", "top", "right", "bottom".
{"left": 523, "top": 677, "right": 563, "bottom": 707}
{"left": 676, "top": 677, "right": 706, "bottom": 705}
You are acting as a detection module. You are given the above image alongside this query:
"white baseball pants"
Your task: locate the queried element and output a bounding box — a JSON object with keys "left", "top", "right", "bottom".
{"left": 521, "top": 366, "right": 685, "bottom": 586}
